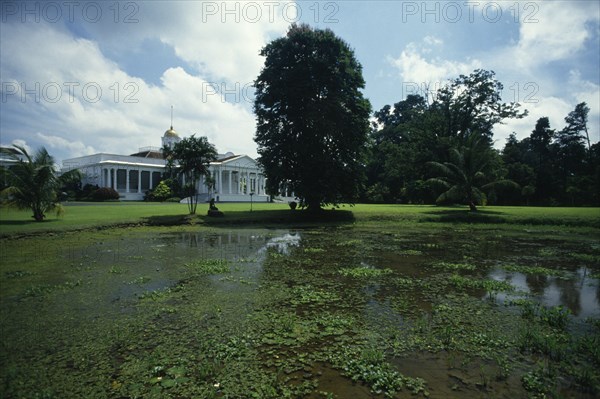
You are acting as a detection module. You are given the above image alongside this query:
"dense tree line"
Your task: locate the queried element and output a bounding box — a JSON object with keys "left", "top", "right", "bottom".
{"left": 363, "top": 71, "right": 598, "bottom": 207}
{"left": 253, "top": 25, "right": 597, "bottom": 209}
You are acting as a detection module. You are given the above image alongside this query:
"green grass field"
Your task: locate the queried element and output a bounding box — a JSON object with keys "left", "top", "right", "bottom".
{"left": 1, "top": 202, "right": 599, "bottom": 236}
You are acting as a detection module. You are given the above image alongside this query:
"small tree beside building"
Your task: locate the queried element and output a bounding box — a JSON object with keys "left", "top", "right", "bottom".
{"left": 170, "top": 135, "right": 217, "bottom": 214}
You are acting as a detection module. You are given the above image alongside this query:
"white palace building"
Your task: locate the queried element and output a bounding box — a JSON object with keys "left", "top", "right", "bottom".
{"left": 61, "top": 126, "right": 270, "bottom": 202}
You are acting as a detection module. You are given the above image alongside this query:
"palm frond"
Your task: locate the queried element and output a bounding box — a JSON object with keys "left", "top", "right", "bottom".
{"left": 482, "top": 179, "right": 520, "bottom": 191}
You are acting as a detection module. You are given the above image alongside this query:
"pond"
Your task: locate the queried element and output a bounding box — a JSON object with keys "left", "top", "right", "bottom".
{"left": 1, "top": 225, "right": 599, "bottom": 398}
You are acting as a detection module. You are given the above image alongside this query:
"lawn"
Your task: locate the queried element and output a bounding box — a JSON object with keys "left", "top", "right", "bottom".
{"left": 1, "top": 202, "right": 599, "bottom": 236}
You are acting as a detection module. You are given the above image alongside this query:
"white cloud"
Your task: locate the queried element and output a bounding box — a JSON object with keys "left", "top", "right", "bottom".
{"left": 386, "top": 1, "right": 599, "bottom": 147}
{"left": 0, "top": 6, "right": 287, "bottom": 163}
{"left": 492, "top": 1, "right": 599, "bottom": 72}
{"left": 423, "top": 35, "right": 443, "bottom": 46}
{"left": 388, "top": 38, "right": 482, "bottom": 89}
{"left": 36, "top": 133, "right": 96, "bottom": 157}
{"left": 494, "top": 96, "right": 574, "bottom": 145}
{"left": 516, "top": 1, "right": 595, "bottom": 65}
{"left": 78, "top": 1, "right": 291, "bottom": 83}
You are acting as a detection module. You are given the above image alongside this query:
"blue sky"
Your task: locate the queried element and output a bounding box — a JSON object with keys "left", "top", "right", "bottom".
{"left": 1, "top": 1, "right": 599, "bottom": 164}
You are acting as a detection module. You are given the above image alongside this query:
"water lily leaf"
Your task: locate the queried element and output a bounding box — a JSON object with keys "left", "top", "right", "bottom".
{"left": 161, "top": 378, "right": 177, "bottom": 388}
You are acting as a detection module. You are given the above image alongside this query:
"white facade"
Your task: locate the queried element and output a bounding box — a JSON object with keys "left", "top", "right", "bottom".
{"left": 61, "top": 128, "right": 269, "bottom": 202}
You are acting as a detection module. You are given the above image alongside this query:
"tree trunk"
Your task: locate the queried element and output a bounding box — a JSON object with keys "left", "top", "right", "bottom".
{"left": 32, "top": 208, "right": 45, "bottom": 222}
{"left": 305, "top": 198, "right": 322, "bottom": 212}
{"left": 469, "top": 201, "right": 478, "bottom": 212}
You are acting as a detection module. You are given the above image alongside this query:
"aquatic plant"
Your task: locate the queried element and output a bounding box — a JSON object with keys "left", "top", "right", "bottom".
{"left": 431, "top": 261, "right": 476, "bottom": 271}
{"left": 184, "top": 259, "right": 229, "bottom": 275}
{"left": 303, "top": 247, "right": 325, "bottom": 254}
{"left": 448, "top": 274, "right": 514, "bottom": 294}
{"left": 335, "top": 348, "right": 428, "bottom": 397}
{"left": 290, "top": 285, "right": 340, "bottom": 306}
{"left": 396, "top": 249, "right": 423, "bottom": 256}
{"left": 570, "top": 253, "right": 600, "bottom": 264}
{"left": 503, "top": 263, "right": 569, "bottom": 278}
{"left": 339, "top": 266, "right": 392, "bottom": 278}
{"left": 4, "top": 270, "right": 35, "bottom": 279}
{"left": 539, "top": 305, "right": 571, "bottom": 330}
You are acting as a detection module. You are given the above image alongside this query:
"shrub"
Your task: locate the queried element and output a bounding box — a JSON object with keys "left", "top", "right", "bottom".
{"left": 152, "top": 180, "right": 173, "bottom": 201}
{"left": 165, "top": 197, "right": 181, "bottom": 203}
{"left": 92, "top": 187, "right": 120, "bottom": 201}
{"left": 289, "top": 201, "right": 297, "bottom": 210}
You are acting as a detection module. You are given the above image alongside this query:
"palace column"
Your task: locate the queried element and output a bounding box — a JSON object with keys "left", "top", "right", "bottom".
{"left": 138, "top": 170, "right": 142, "bottom": 193}
{"left": 246, "top": 171, "right": 250, "bottom": 194}
{"left": 219, "top": 168, "right": 223, "bottom": 194}
{"left": 257, "top": 176, "right": 262, "bottom": 195}
{"left": 126, "top": 168, "right": 130, "bottom": 193}
{"left": 149, "top": 171, "right": 155, "bottom": 190}
{"left": 228, "top": 170, "right": 232, "bottom": 194}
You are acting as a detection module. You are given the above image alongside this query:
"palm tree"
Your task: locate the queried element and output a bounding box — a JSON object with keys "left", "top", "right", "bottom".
{"left": 427, "top": 134, "right": 518, "bottom": 211}
{"left": 1, "top": 145, "right": 81, "bottom": 221}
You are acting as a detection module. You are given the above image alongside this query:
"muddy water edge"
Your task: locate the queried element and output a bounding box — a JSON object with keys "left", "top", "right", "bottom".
{"left": 0, "top": 222, "right": 599, "bottom": 398}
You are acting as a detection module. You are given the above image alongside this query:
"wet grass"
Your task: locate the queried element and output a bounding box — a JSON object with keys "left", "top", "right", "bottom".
{"left": 1, "top": 207, "right": 599, "bottom": 398}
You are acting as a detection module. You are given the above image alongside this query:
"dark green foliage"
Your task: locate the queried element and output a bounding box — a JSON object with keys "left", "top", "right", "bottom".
{"left": 92, "top": 187, "right": 120, "bottom": 201}
{"left": 366, "top": 70, "right": 526, "bottom": 205}
{"left": 367, "top": 80, "right": 596, "bottom": 205}
{"left": 498, "top": 103, "right": 598, "bottom": 206}
{"left": 426, "top": 133, "right": 518, "bottom": 211}
{"left": 171, "top": 135, "right": 218, "bottom": 214}
{"left": 148, "top": 180, "right": 173, "bottom": 202}
{"left": 432, "top": 69, "right": 528, "bottom": 142}
{"left": 1, "top": 145, "right": 81, "bottom": 221}
{"left": 254, "top": 24, "right": 371, "bottom": 210}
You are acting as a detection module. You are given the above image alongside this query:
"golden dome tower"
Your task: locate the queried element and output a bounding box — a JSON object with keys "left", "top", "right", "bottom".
{"left": 162, "top": 106, "right": 181, "bottom": 149}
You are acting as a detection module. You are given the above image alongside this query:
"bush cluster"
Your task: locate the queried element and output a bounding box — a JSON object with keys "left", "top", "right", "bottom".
{"left": 92, "top": 187, "right": 120, "bottom": 201}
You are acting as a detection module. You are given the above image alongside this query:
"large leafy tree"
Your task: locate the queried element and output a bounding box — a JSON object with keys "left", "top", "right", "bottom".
{"left": 527, "top": 117, "right": 556, "bottom": 203}
{"left": 554, "top": 104, "right": 588, "bottom": 203}
{"left": 432, "top": 69, "right": 528, "bottom": 142}
{"left": 367, "top": 94, "right": 432, "bottom": 203}
{"left": 171, "top": 135, "right": 217, "bottom": 214}
{"left": 563, "top": 102, "right": 591, "bottom": 150}
{"left": 254, "top": 24, "right": 372, "bottom": 210}
{"left": 1, "top": 145, "right": 81, "bottom": 221}
{"left": 427, "top": 134, "right": 518, "bottom": 211}
{"left": 366, "top": 70, "right": 527, "bottom": 204}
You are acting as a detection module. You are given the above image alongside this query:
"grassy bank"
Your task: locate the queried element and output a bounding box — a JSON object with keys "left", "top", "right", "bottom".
{"left": 1, "top": 202, "right": 599, "bottom": 236}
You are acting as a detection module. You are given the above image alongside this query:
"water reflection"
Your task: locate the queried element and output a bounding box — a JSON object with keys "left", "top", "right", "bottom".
{"left": 489, "top": 268, "right": 599, "bottom": 318}
{"left": 160, "top": 230, "right": 297, "bottom": 261}
{"left": 259, "top": 233, "right": 301, "bottom": 255}
{"left": 525, "top": 274, "right": 549, "bottom": 296}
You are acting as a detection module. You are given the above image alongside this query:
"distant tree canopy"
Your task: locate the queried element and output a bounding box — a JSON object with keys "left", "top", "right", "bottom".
{"left": 365, "top": 69, "right": 597, "bottom": 207}
{"left": 254, "top": 24, "right": 372, "bottom": 210}
{"left": 500, "top": 103, "right": 598, "bottom": 206}
{"left": 366, "top": 69, "right": 528, "bottom": 207}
